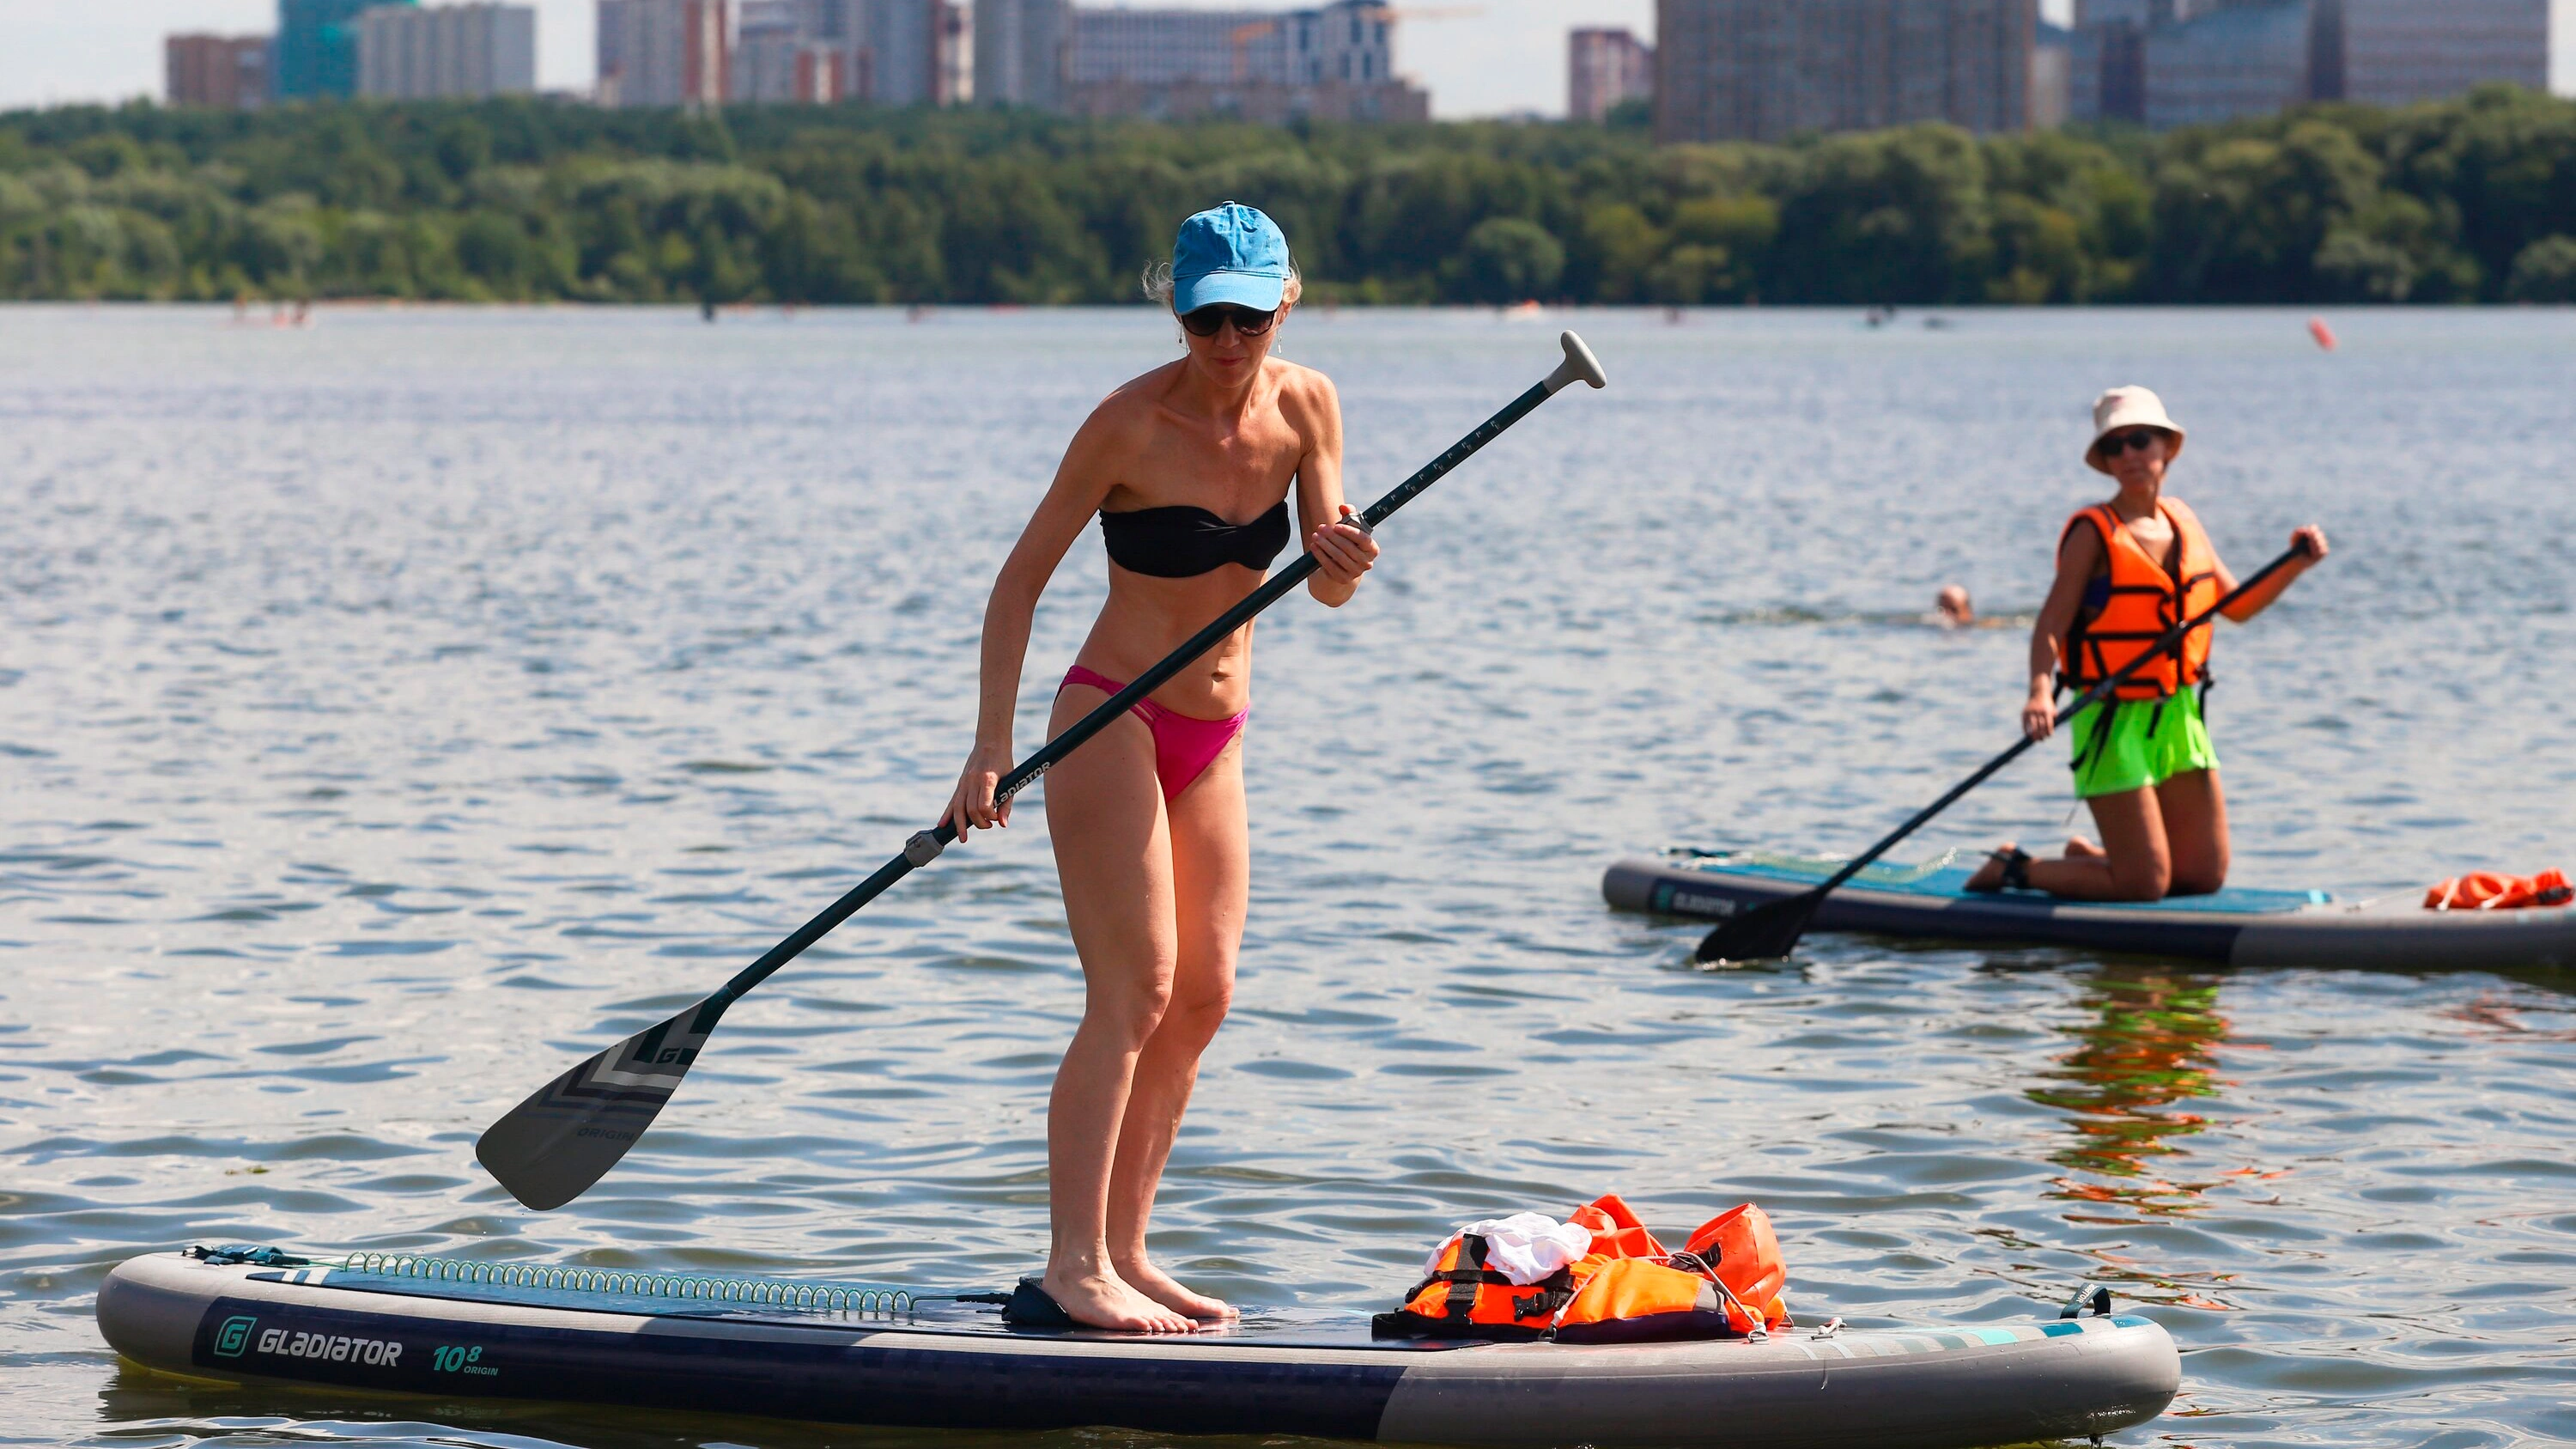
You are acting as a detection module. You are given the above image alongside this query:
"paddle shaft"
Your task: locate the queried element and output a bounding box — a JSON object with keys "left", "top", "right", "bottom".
{"left": 704, "top": 372, "right": 1577, "bottom": 1012}
{"left": 1794, "top": 544, "right": 2312, "bottom": 904}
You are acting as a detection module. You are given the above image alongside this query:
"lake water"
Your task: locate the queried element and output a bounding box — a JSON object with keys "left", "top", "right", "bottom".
{"left": 3, "top": 304, "right": 2571, "bottom": 1449}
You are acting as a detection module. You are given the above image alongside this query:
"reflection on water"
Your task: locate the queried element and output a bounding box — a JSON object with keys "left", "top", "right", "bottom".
{"left": 2033, "top": 966, "right": 2232, "bottom": 1220}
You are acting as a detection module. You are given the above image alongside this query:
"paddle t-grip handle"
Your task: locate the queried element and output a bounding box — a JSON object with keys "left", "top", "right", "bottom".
{"left": 1546, "top": 332, "right": 1608, "bottom": 395}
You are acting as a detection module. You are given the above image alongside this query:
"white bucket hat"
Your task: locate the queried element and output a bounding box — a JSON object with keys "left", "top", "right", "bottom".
{"left": 2086, "top": 386, "right": 2186, "bottom": 474}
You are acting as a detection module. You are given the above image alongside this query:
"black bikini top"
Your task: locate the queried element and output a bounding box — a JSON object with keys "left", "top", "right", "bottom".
{"left": 1099, "top": 501, "right": 1291, "bottom": 578}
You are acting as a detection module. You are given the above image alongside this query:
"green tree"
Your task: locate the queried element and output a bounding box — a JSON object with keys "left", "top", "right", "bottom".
{"left": 1571, "top": 201, "right": 1663, "bottom": 302}
{"left": 2505, "top": 234, "right": 2576, "bottom": 301}
{"left": 1771, "top": 125, "right": 1994, "bottom": 304}
{"left": 1, "top": 88, "right": 2573, "bottom": 306}
{"left": 1446, "top": 216, "right": 1564, "bottom": 301}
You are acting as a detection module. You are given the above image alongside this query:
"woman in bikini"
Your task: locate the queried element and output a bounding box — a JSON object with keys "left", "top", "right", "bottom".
{"left": 1966, "top": 387, "right": 2327, "bottom": 902}
{"left": 945, "top": 204, "right": 1379, "bottom": 1332}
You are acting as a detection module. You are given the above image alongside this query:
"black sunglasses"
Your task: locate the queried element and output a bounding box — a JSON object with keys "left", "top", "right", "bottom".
{"left": 2099, "top": 428, "right": 2166, "bottom": 456}
{"left": 1180, "top": 304, "right": 1279, "bottom": 338}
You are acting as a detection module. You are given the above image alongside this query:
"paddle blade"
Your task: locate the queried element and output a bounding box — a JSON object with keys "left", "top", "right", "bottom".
{"left": 475, "top": 995, "right": 729, "bottom": 1210}
{"left": 1692, "top": 891, "right": 1823, "bottom": 965}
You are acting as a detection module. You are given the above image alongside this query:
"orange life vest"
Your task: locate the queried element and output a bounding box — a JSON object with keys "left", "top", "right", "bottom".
{"left": 1389, "top": 1195, "right": 1789, "bottom": 1342}
{"left": 2060, "top": 497, "right": 2221, "bottom": 702}
{"left": 1398, "top": 1230, "right": 1583, "bottom": 1339}
{"left": 2425, "top": 868, "right": 2573, "bottom": 911}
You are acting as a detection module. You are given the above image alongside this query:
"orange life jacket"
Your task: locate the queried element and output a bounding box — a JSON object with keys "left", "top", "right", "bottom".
{"left": 2060, "top": 497, "right": 2221, "bottom": 702}
{"left": 1397, "top": 1231, "right": 1583, "bottom": 1339}
{"left": 1391, "top": 1195, "right": 1789, "bottom": 1342}
{"left": 2425, "top": 868, "right": 2573, "bottom": 911}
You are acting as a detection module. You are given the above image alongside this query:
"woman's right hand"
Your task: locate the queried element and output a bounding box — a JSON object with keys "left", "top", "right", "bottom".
{"left": 946, "top": 740, "right": 1015, "bottom": 837}
{"left": 2021, "top": 691, "right": 2057, "bottom": 741}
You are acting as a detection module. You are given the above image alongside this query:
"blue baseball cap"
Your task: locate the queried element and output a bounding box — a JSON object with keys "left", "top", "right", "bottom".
{"left": 1171, "top": 203, "right": 1290, "bottom": 314}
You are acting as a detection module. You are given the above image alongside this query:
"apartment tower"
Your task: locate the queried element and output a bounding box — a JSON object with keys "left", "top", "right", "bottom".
{"left": 1570, "top": 27, "right": 1655, "bottom": 122}
{"left": 1656, "top": 0, "right": 2037, "bottom": 144}
{"left": 598, "top": 0, "right": 730, "bottom": 107}
{"left": 357, "top": 3, "right": 538, "bottom": 100}
{"left": 167, "top": 34, "right": 271, "bottom": 109}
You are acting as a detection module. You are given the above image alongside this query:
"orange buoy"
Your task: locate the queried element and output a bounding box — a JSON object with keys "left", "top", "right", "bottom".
{"left": 2308, "top": 316, "right": 2337, "bottom": 351}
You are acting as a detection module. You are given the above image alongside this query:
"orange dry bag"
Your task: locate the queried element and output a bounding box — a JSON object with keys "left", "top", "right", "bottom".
{"left": 1685, "top": 1202, "right": 1789, "bottom": 1316}
{"left": 1555, "top": 1199, "right": 1790, "bottom": 1342}
{"left": 1567, "top": 1193, "right": 1667, "bottom": 1259}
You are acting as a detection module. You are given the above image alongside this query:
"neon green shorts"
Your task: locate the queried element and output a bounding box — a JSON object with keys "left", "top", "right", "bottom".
{"left": 2067, "top": 690, "right": 2220, "bottom": 800}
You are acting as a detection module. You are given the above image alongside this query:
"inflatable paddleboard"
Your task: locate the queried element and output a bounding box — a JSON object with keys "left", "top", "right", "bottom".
{"left": 99, "top": 1247, "right": 2177, "bottom": 1449}
{"left": 1607, "top": 848, "right": 2576, "bottom": 969}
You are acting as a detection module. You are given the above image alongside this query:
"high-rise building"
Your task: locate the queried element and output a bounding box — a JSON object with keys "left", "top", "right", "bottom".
{"left": 975, "top": 0, "right": 1068, "bottom": 109}
{"left": 2064, "top": 0, "right": 2544, "bottom": 131}
{"left": 733, "top": 0, "right": 852, "bottom": 101}
{"left": 166, "top": 34, "right": 272, "bottom": 110}
{"left": 277, "top": 0, "right": 415, "bottom": 98}
{"left": 1055, "top": 2, "right": 1426, "bottom": 122}
{"left": 722, "top": 0, "right": 965, "bottom": 107}
{"left": 1570, "top": 27, "right": 1654, "bottom": 122}
{"left": 2336, "top": 0, "right": 2547, "bottom": 107}
{"left": 1656, "top": 0, "right": 2036, "bottom": 144}
{"left": 2032, "top": 19, "right": 2071, "bottom": 127}
{"left": 936, "top": 1, "right": 972, "bottom": 104}
{"left": 848, "top": 0, "right": 941, "bottom": 107}
{"left": 598, "top": 0, "right": 730, "bottom": 107}
{"left": 2141, "top": 0, "right": 2316, "bottom": 128}
{"left": 357, "top": 3, "right": 537, "bottom": 100}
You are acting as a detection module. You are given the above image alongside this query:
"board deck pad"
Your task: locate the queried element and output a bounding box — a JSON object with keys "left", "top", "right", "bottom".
{"left": 1673, "top": 848, "right": 2330, "bottom": 915}
{"left": 242, "top": 1261, "right": 1465, "bottom": 1351}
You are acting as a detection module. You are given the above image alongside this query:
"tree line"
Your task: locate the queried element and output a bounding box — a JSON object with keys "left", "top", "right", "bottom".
{"left": 3, "top": 84, "right": 2574, "bottom": 307}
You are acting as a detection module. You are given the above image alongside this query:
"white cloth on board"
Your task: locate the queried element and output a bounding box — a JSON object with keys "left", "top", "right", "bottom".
{"left": 1425, "top": 1212, "right": 1595, "bottom": 1286}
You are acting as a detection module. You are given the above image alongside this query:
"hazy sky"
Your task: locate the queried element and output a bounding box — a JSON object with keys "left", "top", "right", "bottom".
{"left": 3, "top": 1, "right": 2567, "bottom": 118}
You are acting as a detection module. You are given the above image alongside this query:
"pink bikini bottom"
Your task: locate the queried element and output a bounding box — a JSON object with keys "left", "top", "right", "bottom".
{"left": 1057, "top": 665, "right": 1248, "bottom": 802}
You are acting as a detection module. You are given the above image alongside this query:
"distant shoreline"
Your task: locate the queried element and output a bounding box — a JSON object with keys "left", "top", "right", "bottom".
{"left": 4, "top": 89, "right": 2572, "bottom": 308}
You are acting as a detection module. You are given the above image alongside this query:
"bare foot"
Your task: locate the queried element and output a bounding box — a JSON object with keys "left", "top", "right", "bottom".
{"left": 1964, "top": 843, "right": 2021, "bottom": 892}
{"left": 1115, "top": 1256, "right": 1238, "bottom": 1322}
{"left": 1042, "top": 1265, "right": 1195, "bottom": 1333}
{"left": 2063, "top": 837, "right": 2106, "bottom": 859}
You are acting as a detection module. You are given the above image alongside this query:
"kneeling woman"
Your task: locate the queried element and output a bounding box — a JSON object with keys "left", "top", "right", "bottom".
{"left": 1968, "top": 387, "right": 2326, "bottom": 902}
{"left": 945, "top": 205, "right": 1378, "bottom": 1331}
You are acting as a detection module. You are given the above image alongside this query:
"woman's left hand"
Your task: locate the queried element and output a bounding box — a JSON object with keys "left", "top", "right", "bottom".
{"left": 2291, "top": 524, "right": 2330, "bottom": 566}
{"left": 1310, "top": 505, "right": 1379, "bottom": 585}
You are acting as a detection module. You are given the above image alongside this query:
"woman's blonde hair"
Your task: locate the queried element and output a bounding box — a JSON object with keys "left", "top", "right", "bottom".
{"left": 1142, "top": 258, "right": 1303, "bottom": 309}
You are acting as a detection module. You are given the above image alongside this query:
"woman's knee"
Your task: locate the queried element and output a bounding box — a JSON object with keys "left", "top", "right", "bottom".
{"left": 1158, "top": 976, "right": 1233, "bottom": 1045}
{"left": 1086, "top": 966, "right": 1178, "bottom": 1046}
{"left": 2169, "top": 859, "right": 2228, "bottom": 897}
{"left": 2107, "top": 851, "right": 2173, "bottom": 902}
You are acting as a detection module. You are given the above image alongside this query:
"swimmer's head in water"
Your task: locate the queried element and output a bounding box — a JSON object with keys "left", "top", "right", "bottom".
{"left": 1937, "top": 585, "right": 1974, "bottom": 625}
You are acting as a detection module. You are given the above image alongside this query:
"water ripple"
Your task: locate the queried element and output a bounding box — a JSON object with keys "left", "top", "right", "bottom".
{"left": 1, "top": 307, "right": 2570, "bottom": 1447}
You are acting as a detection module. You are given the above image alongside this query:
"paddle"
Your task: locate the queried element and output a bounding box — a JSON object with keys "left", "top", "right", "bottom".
{"left": 1692, "top": 540, "right": 2318, "bottom": 965}
{"left": 477, "top": 332, "right": 1610, "bottom": 1210}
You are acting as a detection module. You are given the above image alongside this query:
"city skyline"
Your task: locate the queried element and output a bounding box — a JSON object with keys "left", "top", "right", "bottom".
{"left": 9, "top": 0, "right": 2572, "bottom": 115}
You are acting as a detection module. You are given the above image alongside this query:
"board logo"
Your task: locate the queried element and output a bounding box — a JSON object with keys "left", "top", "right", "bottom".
{"left": 213, "top": 1315, "right": 257, "bottom": 1358}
